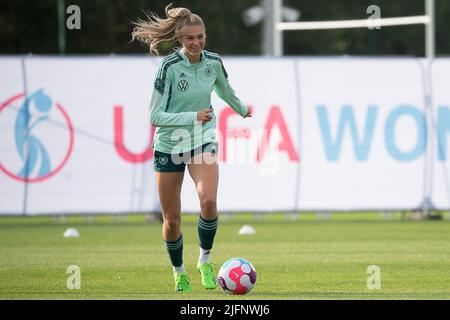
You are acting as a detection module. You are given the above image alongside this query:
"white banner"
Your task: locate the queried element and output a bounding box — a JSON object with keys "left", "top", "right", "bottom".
{"left": 431, "top": 59, "right": 450, "bottom": 209}
{"left": 297, "top": 58, "right": 426, "bottom": 210}
{"left": 0, "top": 56, "right": 449, "bottom": 214}
{"left": 0, "top": 57, "right": 25, "bottom": 214}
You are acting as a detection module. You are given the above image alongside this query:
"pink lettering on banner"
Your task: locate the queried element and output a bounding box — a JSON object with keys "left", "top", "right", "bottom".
{"left": 114, "top": 105, "right": 299, "bottom": 164}
{"left": 218, "top": 106, "right": 253, "bottom": 162}
{"left": 256, "top": 106, "right": 299, "bottom": 162}
{"left": 114, "top": 105, "right": 155, "bottom": 163}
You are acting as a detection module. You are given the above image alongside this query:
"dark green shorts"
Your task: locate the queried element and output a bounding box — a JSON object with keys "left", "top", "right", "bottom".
{"left": 153, "top": 143, "right": 218, "bottom": 172}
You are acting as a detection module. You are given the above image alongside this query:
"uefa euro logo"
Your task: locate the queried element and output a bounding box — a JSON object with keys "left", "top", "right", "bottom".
{"left": 0, "top": 89, "right": 74, "bottom": 183}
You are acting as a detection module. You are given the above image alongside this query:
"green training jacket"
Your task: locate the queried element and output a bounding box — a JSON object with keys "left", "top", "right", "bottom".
{"left": 150, "top": 49, "right": 248, "bottom": 154}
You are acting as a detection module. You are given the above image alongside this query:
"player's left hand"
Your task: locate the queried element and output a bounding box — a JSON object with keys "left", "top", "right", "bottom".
{"left": 244, "top": 108, "right": 252, "bottom": 118}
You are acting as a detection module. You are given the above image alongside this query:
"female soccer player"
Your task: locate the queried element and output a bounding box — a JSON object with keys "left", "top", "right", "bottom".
{"left": 132, "top": 4, "right": 251, "bottom": 292}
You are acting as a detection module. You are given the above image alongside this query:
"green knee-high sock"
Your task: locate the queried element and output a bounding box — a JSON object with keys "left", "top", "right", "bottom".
{"left": 164, "top": 234, "right": 183, "bottom": 268}
{"left": 198, "top": 215, "right": 218, "bottom": 252}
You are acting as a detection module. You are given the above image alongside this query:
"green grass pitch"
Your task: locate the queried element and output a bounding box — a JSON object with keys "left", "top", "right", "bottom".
{"left": 0, "top": 212, "right": 449, "bottom": 300}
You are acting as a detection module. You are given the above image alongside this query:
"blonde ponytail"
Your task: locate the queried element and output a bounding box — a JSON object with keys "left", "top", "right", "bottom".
{"left": 131, "top": 4, "right": 204, "bottom": 55}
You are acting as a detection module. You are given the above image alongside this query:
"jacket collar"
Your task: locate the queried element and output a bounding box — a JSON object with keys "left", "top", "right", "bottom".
{"left": 178, "top": 49, "right": 205, "bottom": 67}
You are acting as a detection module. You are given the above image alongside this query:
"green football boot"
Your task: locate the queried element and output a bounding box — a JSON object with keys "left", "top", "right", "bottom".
{"left": 197, "top": 262, "right": 218, "bottom": 290}
{"left": 174, "top": 273, "right": 192, "bottom": 293}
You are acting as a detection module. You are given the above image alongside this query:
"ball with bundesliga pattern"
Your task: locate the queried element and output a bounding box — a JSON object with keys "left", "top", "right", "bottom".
{"left": 218, "top": 257, "right": 256, "bottom": 295}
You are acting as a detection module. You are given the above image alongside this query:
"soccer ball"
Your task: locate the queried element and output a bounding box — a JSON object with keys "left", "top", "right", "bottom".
{"left": 218, "top": 257, "right": 256, "bottom": 295}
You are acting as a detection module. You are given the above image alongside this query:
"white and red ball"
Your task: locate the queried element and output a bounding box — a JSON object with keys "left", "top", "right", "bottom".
{"left": 218, "top": 257, "right": 257, "bottom": 295}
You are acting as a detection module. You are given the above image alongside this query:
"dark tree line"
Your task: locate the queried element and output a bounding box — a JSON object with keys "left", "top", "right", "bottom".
{"left": 0, "top": 0, "right": 449, "bottom": 56}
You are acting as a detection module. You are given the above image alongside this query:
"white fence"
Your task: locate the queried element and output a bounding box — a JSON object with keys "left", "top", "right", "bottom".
{"left": 0, "top": 56, "right": 449, "bottom": 215}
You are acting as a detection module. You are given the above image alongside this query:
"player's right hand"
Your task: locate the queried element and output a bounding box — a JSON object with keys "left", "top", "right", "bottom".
{"left": 197, "top": 107, "right": 214, "bottom": 124}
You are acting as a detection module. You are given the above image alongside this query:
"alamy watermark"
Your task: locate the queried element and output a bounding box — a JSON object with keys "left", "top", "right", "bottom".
{"left": 66, "top": 5, "right": 81, "bottom": 30}
{"left": 367, "top": 5, "right": 381, "bottom": 30}
{"left": 66, "top": 265, "right": 81, "bottom": 289}
{"left": 164, "top": 124, "right": 286, "bottom": 175}
{"left": 366, "top": 265, "right": 381, "bottom": 290}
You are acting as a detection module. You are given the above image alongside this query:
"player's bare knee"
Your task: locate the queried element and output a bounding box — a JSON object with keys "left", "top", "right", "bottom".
{"left": 164, "top": 215, "right": 181, "bottom": 231}
{"left": 200, "top": 198, "right": 217, "bottom": 215}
